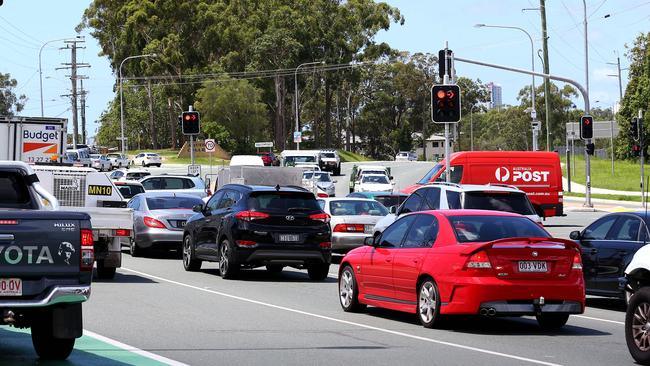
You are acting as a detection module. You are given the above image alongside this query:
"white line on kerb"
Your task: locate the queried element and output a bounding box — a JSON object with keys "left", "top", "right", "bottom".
{"left": 122, "top": 267, "right": 562, "bottom": 366}
{"left": 84, "top": 329, "right": 190, "bottom": 366}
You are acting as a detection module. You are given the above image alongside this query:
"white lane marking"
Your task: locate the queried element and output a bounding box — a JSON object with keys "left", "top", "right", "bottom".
{"left": 122, "top": 267, "right": 562, "bottom": 366}
{"left": 84, "top": 329, "right": 190, "bottom": 366}
{"left": 574, "top": 315, "right": 624, "bottom": 325}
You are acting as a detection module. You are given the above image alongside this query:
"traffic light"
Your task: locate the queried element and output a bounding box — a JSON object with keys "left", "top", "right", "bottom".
{"left": 438, "top": 49, "right": 452, "bottom": 80}
{"left": 586, "top": 143, "right": 595, "bottom": 156}
{"left": 580, "top": 115, "right": 593, "bottom": 139}
{"left": 431, "top": 84, "right": 461, "bottom": 123}
{"left": 632, "top": 144, "right": 641, "bottom": 157}
{"left": 630, "top": 118, "right": 639, "bottom": 141}
{"left": 181, "top": 111, "right": 200, "bottom": 135}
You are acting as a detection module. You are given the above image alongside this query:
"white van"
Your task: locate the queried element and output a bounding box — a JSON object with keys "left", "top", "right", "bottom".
{"left": 230, "top": 155, "right": 265, "bottom": 166}
{"left": 64, "top": 148, "right": 92, "bottom": 167}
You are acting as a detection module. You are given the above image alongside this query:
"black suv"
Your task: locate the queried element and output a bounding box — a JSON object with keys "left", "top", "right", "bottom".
{"left": 182, "top": 184, "right": 332, "bottom": 280}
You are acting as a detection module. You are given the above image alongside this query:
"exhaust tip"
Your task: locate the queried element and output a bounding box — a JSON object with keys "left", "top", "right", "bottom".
{"left": 479, "top": 308, "right": 488, "bottom": 316}
{"left": 487, "top": 308, "right": 497, "bottom": 316}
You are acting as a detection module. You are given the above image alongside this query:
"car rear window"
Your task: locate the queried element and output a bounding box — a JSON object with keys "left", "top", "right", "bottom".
{"left": 248, "top": 191, "right": 321, "bottom": 213}
{"left": 448, "top": 215, "right": 549, "bottom": 243}
{"left": 0, "top": 171, "right": 34, "bottom": 208}
{"left": 329, "top": 200, "right": 388, "bottom": 216}
{"left": 462, "top": 192, "right": 535, "bottom": 215}
{"left": 146, "top": 196, "right": 203, "bottom": 210}
{"left": 362, "top": 175, "right": 389, "bottom": 184}
{"left": 118, "top": 185, "right": 145, "bottom": 199}
{"left": 374, "top": 195, "right": 407, "bottom": 208}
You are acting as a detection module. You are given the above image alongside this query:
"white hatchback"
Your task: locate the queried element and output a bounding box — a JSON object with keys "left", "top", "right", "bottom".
{"left": 132, "top": 152, "right": 162, "bottom": 167}
{"left": 355, "top": 174, "right": 394, "bottom": 193}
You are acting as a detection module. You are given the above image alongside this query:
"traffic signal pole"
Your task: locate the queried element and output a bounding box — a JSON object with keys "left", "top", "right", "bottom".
{"left": 444, "top": 49, "right": 452, "bottom": 183}
{"left": 640, "top": 109, "right": 645, "bottom": 208}
{"left": 453, "top": 55, "right": 593, "bottom": 207}
{"left": 189, "top": 105, "right": 195, "bottom": 166}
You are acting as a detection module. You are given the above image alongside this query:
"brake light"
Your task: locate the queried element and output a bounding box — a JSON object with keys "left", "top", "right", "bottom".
{"left": 207, "top": 189, "right": 212, "bottom": 197}
{"left": 0, "top": 220, "right": 18, "bottom": 225}
{"left": 572, "top": 251, "right": 583, "bottom": 270}
{"left": 465, "top": 251, "right": 492, "bottom": 269}
{"left": 319, "top": 241, "right": 332, "bottom": 249}
{"left": 235, "top": 211, "right": 271, "bottom": 221}
{"left": 236, "top": 240, "right": 257, "bottom": 247}
{"left": 317, "top": 192, "right": 329, "bottom": 198}
{"left": 309, "top": 212, "right": 331, "bottom": 223}
{"left": 80, "top": 229, "right": 94, "bottom": 272}
{"left": 144, "top": 216, "right": 166, "bottom": 228}
{"left": 333, "top": 224, "right": 365, "bottom": 233}
{"left": 114, "top": 229, "right": 130, "bottom": 237}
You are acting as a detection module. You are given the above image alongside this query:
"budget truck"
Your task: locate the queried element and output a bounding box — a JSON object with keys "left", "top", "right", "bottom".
{"left": 0, "top": 116, "right": 67, "bottom": 164}
{"left": 0, "top": 161, "right": 93, "bottom": 360}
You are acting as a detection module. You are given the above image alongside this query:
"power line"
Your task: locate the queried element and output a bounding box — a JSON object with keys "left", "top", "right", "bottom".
{"left": 0, "top": 15, "right": 42, "bottom": 45}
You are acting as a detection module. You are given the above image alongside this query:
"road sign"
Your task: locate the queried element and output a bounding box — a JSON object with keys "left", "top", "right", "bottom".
{"left": 188, "top": 164, "right": 201, "bottom": 176}
{"left": 204, "top": 139, "right": 216, "bottom": 153}
{"left": 255, "top": 141, "right": 274, "bottom": 148}
{"left": 531, "top": 121, "right": 541, "bottom": 131}
{"left": 293, "top": 132, "right": 302, "bottom": 143}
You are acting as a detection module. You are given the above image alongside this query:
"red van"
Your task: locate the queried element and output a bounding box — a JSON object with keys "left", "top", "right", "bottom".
{"left": 401, "top": 151, "right": 563, "bottom": 218}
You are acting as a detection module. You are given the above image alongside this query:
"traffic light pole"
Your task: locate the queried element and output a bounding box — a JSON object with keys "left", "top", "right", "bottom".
{"left": 640, "top": 109, "right": 645, "bottom": 208}
{"left": 453, "top": 55, "right": 592, "bottom": 207}
{"left": 444, "top": 48, "right": 453, "bottom": 183}
{"left": 189, "top": 105, "right": 195, "bottom": 166}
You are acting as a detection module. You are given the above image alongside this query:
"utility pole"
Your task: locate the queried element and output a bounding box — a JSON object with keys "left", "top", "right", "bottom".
{"left": 607, "top": 55, "right": 624, "bottom": 100}
{"left": 147, "top": 78, "right": 157, "bottom": 149}
{"left": 57, "top": 38, "right": 89, "bottom": 149}
{"left": 540, "top": 0, "right": 552, "bottom": 151}
{"left": 80, "top": 80, "right": 88, "bottom": 145}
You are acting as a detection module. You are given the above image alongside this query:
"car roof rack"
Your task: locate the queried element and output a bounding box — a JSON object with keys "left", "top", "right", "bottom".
{"left": 487, "top": 183, "right": 519, "bottom": 190}
{"left": 424, "top": 182, "right": 462, "bottom": 188}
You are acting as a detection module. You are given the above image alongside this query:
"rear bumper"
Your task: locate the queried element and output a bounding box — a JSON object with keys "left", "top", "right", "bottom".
{"left": 332, "top": 232, "right": 370, "bottom": 251}
{"left": 137, "top": 229, "right": 183, "bottom": 249}
{"left": 440, "top": 277, "right": 585, "bottom": 315}
{"left": 236, "top": 248, "right": 330, "bottom": 266}
{"left": 0, "top": 285, "right": 91, "bottom": 308}
{"left": 539, "top": 203, "right": 564, "bottom": 217}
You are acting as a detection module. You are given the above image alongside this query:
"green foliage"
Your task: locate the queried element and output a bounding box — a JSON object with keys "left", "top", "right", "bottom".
{"left": 201, "top": 121, "right": 235, "bottom": 152}
{"left": 564, "top": 154, "right": 646, "bottom": 192}
{"left": 0, "top": 72, "right": 26, "bottom": 116}
{"left": 337, "top": 149, "right": 370, "bottom": 162}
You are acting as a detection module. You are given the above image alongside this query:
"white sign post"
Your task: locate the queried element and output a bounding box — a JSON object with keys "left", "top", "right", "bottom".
{"left": 204, "top": 139, "right": 216, "bottom": 179}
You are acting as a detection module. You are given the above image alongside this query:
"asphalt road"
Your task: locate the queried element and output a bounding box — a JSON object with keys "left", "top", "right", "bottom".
{"left": 53, "top": 161, "right": 637, "bottom": 366}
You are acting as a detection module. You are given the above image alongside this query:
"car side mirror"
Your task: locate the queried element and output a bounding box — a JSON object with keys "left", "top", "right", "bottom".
{"left": 569, "top": 230, "right": 581, "bottom": 240}
{"left": 192, "top": 204, "right": 204, "bottom": 213}
{"left": 389, "top": 176, "right": 394, "bottom": 180}
{"left": 388, "top": 206, "right": 397, "bottom": 214}
{"left": 332, "top": 180, "right": 338, "bottom": 183}
{"left": 364, "top": 237, "right": 374, "bottom": 246}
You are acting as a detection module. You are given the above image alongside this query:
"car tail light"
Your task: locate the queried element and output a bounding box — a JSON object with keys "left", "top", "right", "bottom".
{"left": 319, "top": 242, "right": 332, "bottom": 249}
{"left": 80, "top": 229, "right": 94, "bottom": 272}
{"left": 114, "top": 229, "right": 130, "bottom": 237}
{"left": 572, "top": 251, "right": 583, "bottom": 270}
{"left": 235, "top": 211, "right": 271, "bottom": 222}
{"left": 309, "top": 212, "right": 331, "bottom": 223}
{"left": 465, "top": 251, "right": 492, "bottom": 269}
{"left": 236, "top": 240, "right": 257, "bottom": 247}
{"left": 144, "top": 216, "right": 166, "bottom": 228}
{"left": 333, "top": 224, "right": 365, "bottom": 233}
{"left": 317, "top": 192, "right": 329, "bottom": 198}
{"left": 206, "top": 189, "right": 212, "bottom": 197}
{"left": 0, "top": 220, "right": 18, "bottom": 225}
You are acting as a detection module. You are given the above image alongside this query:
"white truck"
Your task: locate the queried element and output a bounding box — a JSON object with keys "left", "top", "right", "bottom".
{"left": 32, "top": 165, "right": 134, "bottom": 279}
{"left": 0, "top": 116, "right": 67, "bottom": 164}
{"left": 280, "top": 150, "right": 322, "bottom": 168}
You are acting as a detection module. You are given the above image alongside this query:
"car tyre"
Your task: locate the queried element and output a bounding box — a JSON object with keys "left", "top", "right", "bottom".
{"left": 339, "top": 265, "right": 366, "bottom": 312}
{"left": 307, "top": 263, "right": 330, "bottom": 281}
{"left": 141, "top": 161, "right": 146, "bottom": 167}
{"left": 182, "top": 235, "right": 202, "bottom": 271}
{"left": 335, "top": 165, "right": 341, "bottom": 176}
{"left": 626, "top": 287, "right": 650, "bottom": 364}
{"left": 31, "top": 318, "right": 75, "bottom": 360}
{"left": 219, "top": 239, "right": 239, "bottom": 279}
{"left": 130, "top": 238, "right": 144, "bottom": 258}
{"left": 536, "top": 313, "right": 570, "bottom": 330}
{"left": 266, "top": 264, "right": 284, "bottom": 273}
{"left": 418, "top": 278, "right": 443, "bottom": 328}
{"left": 95, "top": 260, "right": 116, "bottom": 279}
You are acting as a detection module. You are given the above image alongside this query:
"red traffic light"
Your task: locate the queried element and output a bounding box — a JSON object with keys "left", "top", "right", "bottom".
{"left": 436, "top": 90, "right": 446, "bottom": 99}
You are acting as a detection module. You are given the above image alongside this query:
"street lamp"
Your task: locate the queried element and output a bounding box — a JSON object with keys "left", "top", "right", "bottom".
{"left": 119, "top": 53, "right": 157, "bottom": 155}
{"left": 294, "top": 61, "right": 324, "bottom": 150}
{"left": 39, "top": 36, "right": 82, "bottom": 117}
{"left": 470, "top": 104, "right": 480, "bottom": 151}
{"left": 475, "top": 23, "right": 538, "bottom": 150}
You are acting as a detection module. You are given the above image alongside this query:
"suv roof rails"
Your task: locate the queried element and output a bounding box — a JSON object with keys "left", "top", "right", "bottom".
{"left": 424, "top": 182, "right": 462, "bottom": 188}
{"left": 487, "top": 183, "right": 519, "bottom": 190}
{"left": 284, "top": 185, "right": 309, "bottom": 192}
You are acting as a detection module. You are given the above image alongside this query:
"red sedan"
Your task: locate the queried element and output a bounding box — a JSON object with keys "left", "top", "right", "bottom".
{"left": 338, "top": 210, "right": 585, "bottom": 329}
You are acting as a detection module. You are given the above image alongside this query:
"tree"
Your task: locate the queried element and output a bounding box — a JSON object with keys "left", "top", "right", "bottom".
{"left": 0, "top": 72, "right": 26, "bottom": 116}
{"left": 616, "top": 32, "right": 650, "bottom": 159}
{"left": 195, "top": 77, "right": 267, "bottom": 153}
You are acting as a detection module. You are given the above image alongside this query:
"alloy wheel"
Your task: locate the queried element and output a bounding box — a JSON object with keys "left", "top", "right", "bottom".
{"left": 632, "top": 302, "right": 650, "bottom": 351}
{"left": 219, "top": 243, "right": 229, "bottom": 274}
{"left": 183, "top": 237, "right": 192, "bottom": 267}
{"left": 419, "top": 281, "right": 436, "bottom": 324}
{"left": 339, "top": 269, "right": 354, "bottom": 308}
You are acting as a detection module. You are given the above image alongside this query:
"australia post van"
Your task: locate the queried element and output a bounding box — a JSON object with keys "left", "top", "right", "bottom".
{"left": 0, "top": 116, "right": 67, "bottom": 163}
{"left": 402, "top": 151, "right": 563, "bottom": 218}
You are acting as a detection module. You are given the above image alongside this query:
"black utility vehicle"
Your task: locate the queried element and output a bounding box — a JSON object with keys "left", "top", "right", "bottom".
{"left": 182, "top": 185, "right": 332, "bottom": 280}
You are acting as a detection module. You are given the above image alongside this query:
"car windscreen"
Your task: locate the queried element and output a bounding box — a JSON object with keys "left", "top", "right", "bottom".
{"left": 448, "top": 215, "right": 549, "bottom": 243}
{"left": 321, "top": 153, "right": 335, "bottom": 158}
{"left": 90, "top": 154, "right": 101, "bottom": 159}
{"left": 285, "top": 156, "right": 316, "bottom": 165}
{"left": 374, "top": 195, "right": 407, "bottom": 208}
{"left": 248, "top": 191, "right": 321, "bottom": 213}
{"left": 146, "top": 196, "right": 203, "bottom": 210}
{"left": 462, "top": 192, "right": 535, "bottom": 215}
{"left": 0, "top": 171, "right": 34, "bottom": 208}
{"left": 118, "top": 185, "right": 145, "bottom": 199}
{"left": 417, "top": 163, "right": 443, "bottom": 184}
{"left": 362, "top": 175, "right": 389, "bottom": 184}
{"left": 329, "top": 200, "right": 388, "bottom": 216}
{"left": 107, "top": 153, "right": 120, "bottom": 158}
{"left": 303, "top": 172, "right": 330, "bottom": 182}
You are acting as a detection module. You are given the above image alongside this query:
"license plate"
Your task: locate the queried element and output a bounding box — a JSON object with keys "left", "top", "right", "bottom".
{"left": 177, "top": 220, "right": 186, "bottom": 227}
{"left": 0, "top": 278, "right": 22, "bottom": 296}
{"left": 364, "top": 225, "right": 374, "bottom": 234}
{"left": 278, "top": 234, "right": 300, "bottom": 242}
{"left": 518, "top": 261, "right": 548, "bottom": 273}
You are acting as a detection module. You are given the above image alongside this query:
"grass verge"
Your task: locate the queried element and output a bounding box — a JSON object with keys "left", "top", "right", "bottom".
{"left": 130, "top": 149, "right": 228, "bottom": 166}
{"left": 337, "top": 149, "right": 371, "bottom": 162}
{"left": 564, "top": 191, "right": 644, "bottom": 202}
{"left": 563, "top": 155, "right": 646, "bottom": 192}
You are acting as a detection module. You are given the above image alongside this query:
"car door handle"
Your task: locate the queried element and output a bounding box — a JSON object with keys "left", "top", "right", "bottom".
{"left": 385, "top": 258, "right": 392, "bottom": 263}
{"left": 618, "top": 250, "right": 628, "bottom": 255}
{"left": 590, "top": 248, "right": 598, "bottom": 254}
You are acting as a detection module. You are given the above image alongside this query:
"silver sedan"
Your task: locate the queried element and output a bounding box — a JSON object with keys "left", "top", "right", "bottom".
{"left": 317, "top": 197, "right": 389, "bottom": 253}
{"left": 126, "top": 192, "right": 204, "bottom": 257}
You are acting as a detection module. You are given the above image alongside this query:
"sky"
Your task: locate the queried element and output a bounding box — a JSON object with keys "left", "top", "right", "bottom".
{"left": 1, "top": 1, "right": 648, "bottom": 143}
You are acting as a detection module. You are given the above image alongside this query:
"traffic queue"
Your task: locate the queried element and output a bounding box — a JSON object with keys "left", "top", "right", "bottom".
{"left": 2, "top": 148, "right": 650, "bottom": 364}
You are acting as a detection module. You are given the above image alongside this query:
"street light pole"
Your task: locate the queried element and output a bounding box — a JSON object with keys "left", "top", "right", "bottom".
{"left": 475, "top": 24, "right": 537, "bottom": 150}
{"left": 470, "top": 104, "right": 478, "bottom": 151}
{"left": 294, "top": 61, "right": 324, "bottom": 150}
{"left": 119, "top": 53, "right": 157, "bottom": 155}
{"left": 39, "top": 36, "right": 80, "bottom": 117}
{"left": 581, "top": 0, "right": 593, "bottom": 208}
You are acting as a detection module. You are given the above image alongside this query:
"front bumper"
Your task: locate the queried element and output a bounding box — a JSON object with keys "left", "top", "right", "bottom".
{"left": 0, "top": 285, "right": 91, "bottom": 308}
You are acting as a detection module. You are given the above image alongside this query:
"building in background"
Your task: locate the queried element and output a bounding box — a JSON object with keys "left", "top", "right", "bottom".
{"left": 488, "top": 82, "right": 502, "bottom": 110}
{"left": 414, "top": 134, "right": 451, "bottom": 161}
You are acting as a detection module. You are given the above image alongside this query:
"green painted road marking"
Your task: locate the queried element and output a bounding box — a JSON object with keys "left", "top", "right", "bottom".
{"left": 0, "top": 326, "right": 184, "bottom": 366}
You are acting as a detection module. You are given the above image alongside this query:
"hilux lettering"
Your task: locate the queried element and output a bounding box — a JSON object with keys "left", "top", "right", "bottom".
{"left": 0, "top": 245, "right": 54, "bottom": 264}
